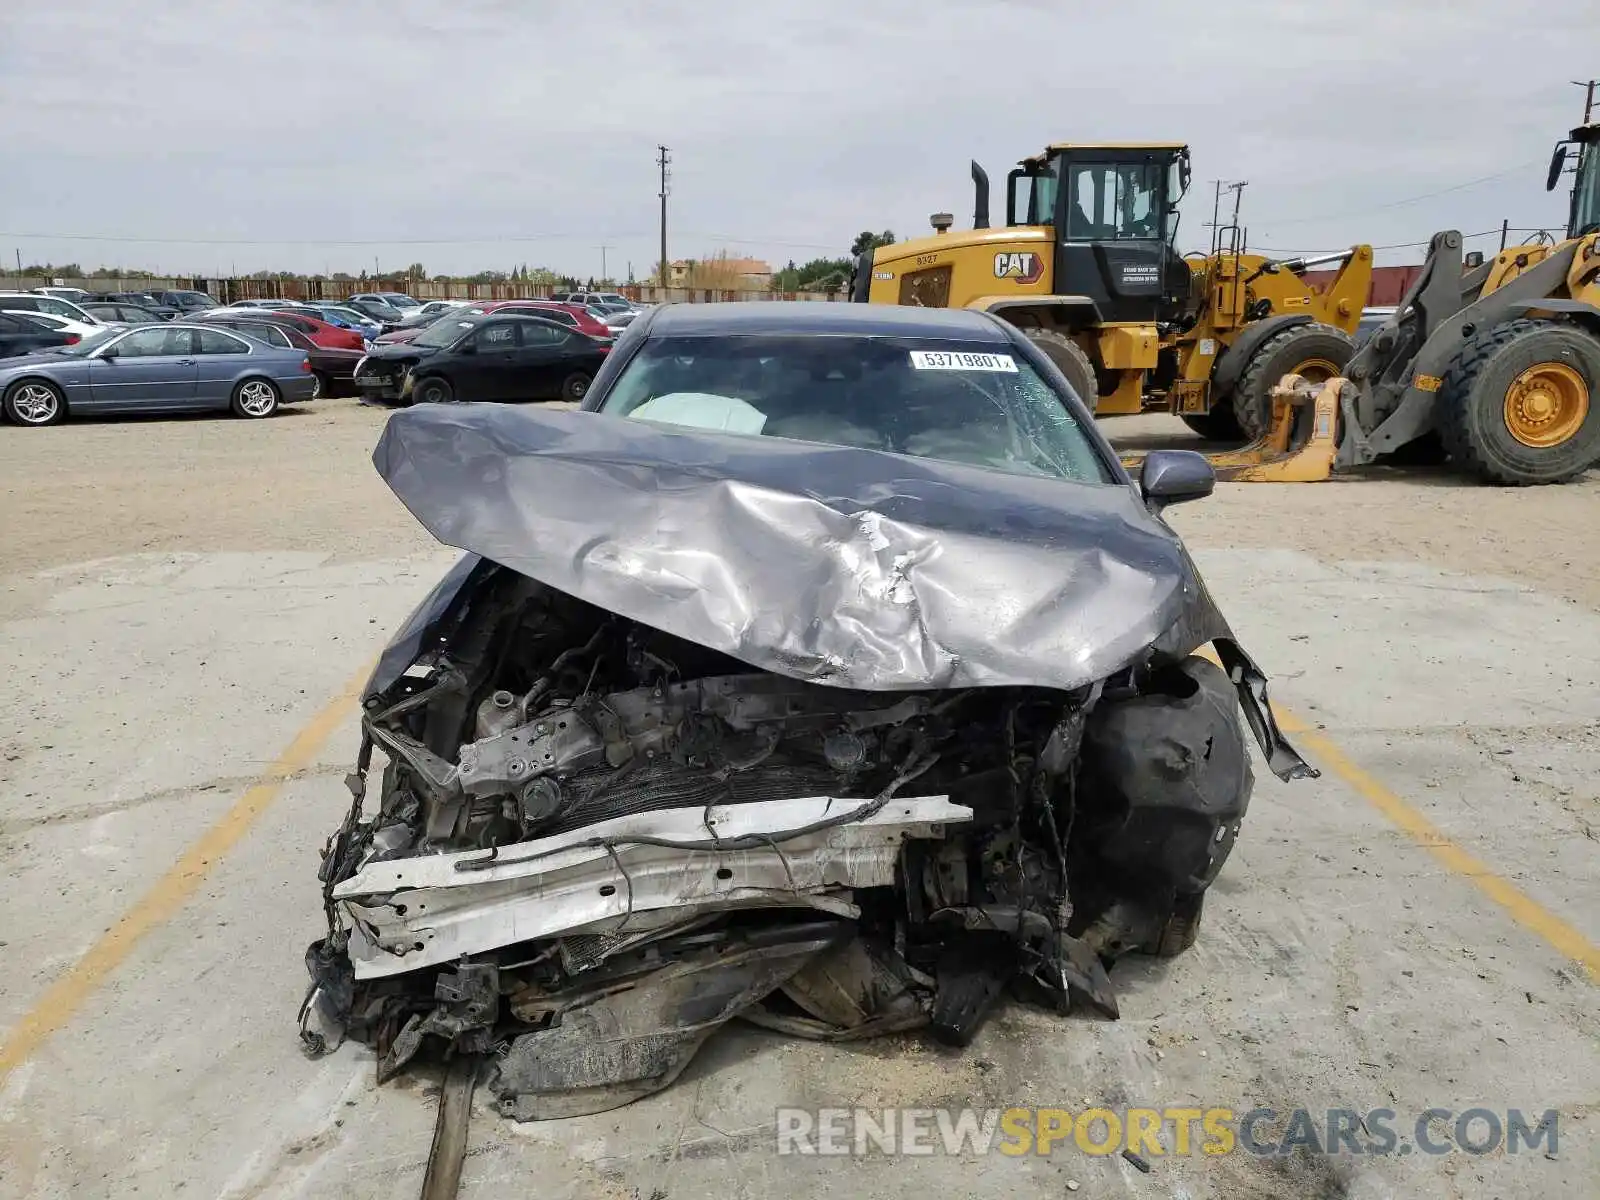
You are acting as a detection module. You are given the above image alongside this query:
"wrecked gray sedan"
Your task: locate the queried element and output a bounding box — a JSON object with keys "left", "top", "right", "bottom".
{"left": 301, "top": 303, "right": 1313, "bottom": 1121}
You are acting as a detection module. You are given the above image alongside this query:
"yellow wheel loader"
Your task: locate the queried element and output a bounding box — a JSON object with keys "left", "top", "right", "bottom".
{"left": 1325, "top": 122, "right": 1600, "bottom": 484}
{"left": 849, "top": 142, "right": 1373, "bottom": 470}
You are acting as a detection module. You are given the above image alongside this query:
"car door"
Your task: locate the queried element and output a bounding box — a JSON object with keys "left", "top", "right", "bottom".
{"left": 457, "top": 320, "right": 521, "bottom": 400}
{"left": 193, "top": 327, "right": 258, "bottom": 406}
{"left": 0, "top": 313, "right": 37, "bottom": 357}
{"left": 509, "top": 321, "right": 577, "bottom": 397}
{"left": 86, "top": 326, "right": 198, "bottom": 409}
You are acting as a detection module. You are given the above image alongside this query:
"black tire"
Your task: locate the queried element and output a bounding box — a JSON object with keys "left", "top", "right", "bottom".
{"left": 3, "top": 378, "right": 67, "bottom": 427}
{"left": 1437, "top": 319, "right": 1600, "bottom": 485}
{"left": 1232, "top": 322, "right": 1355, "bottom": 440}
{"left": 1180, "top": 408, "right": 1245, "bottom": 441}
{"left": 310, "top": 370, "right": 330, "bottom": 400}
{"left": 1144, "top": 891, "right": 1206, "bottom": 958}
{"left": 229, "top": 377, "right": 280, "bottom": 419}
{"left": 413, "top": 375, "right": 453, "bottom": 405}
{"left": 559, "top": 372, "right": 591, "bottom": 402}
{"left": 1022, "top": 328, "right": 1099, "bottom": 408}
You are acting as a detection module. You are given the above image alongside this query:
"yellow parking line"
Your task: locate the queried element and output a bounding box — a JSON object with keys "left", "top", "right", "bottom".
{"left": 1270, "top": 702, "right": 1600, "bottom": 983}
{"left": 0, "top": 664, "right": 370, "bottom": 1084}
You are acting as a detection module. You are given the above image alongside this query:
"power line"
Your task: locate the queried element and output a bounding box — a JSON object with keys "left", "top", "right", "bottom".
{"left": 1251, "top": 159, "right": 1545, "bottom": 227}
{"left": 1252, "top": 226, "right": 1559, "bottom": 256}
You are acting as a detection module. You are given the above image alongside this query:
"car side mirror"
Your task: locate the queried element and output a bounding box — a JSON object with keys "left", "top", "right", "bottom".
{"left": 457, "top": 341, "right": 476, "bottom": 355}
{"left": 1139, "top": 449, "right": 1214, "bottom": 511}
{"left": 1547, "top": 144, "right": 1569, "bottom": 192}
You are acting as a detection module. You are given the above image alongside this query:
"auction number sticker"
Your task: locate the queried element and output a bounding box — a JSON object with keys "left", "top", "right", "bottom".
{"left": 909, "top": 350, "right": 1018, "bottom": 372}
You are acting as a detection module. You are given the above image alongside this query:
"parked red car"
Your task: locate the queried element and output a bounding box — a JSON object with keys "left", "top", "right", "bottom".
{"left": 192, "top": 307, "right": 365, "bottom": 352}
{"left": 469, "top": 300, "right": 614, "bottom": 342}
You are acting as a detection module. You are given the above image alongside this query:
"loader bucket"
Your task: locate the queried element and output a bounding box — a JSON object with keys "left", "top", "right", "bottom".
{"left": 1116, "top": 375, "right": 1342, "bottom": 482}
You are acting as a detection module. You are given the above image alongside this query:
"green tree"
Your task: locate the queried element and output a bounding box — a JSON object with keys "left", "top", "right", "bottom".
{"left": 404, "top": 262, "right": 427, "bottom": 280}
{"left": 778, "top": 256, "right": 851, "bottom": 292}
{"left": 849, "top": 230, "right": 896, "bottom": 257}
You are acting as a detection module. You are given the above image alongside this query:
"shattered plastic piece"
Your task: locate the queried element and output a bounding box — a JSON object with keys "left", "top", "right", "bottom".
{"left": 491, "top": 919, "right": 847, "bottom": 1119}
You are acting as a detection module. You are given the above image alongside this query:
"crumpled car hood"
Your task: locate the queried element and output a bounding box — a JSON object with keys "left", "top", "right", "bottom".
{"left": 371, "top": 405, "right": 1312, "bottom": 780}
{"left": 379, "top": 406, "right": 1206, "bottom": 689}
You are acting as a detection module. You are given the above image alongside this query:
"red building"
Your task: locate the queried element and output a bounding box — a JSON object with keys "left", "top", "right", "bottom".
{"left": 1302, "top": 263, "right": 1425, "bottom": 307}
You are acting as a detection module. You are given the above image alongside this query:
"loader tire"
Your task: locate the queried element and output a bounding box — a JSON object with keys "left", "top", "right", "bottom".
{"left": 1144, "top": 891, "right": 1206, "bottom": 959}
{"left": 1437, "top": 319, "right": 1600, "bottom": 485}
{"left": 1180, "top": 408, "right": 1245, "bottom": 441}
{"left": 1023, "top": 329, "right": 1099, "bottom": 408}
{"left": 1232, "top": 323, "right": 1355, "bottom": 440}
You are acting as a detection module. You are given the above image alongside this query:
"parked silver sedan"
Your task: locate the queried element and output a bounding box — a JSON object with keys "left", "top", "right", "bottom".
{"left": 0, "top": 323, "right": 317, "bottom": 427}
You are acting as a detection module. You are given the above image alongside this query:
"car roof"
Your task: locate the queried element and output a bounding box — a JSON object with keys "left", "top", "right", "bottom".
{"left": 641, "top": 300, "right": 1010, "bottom": 341}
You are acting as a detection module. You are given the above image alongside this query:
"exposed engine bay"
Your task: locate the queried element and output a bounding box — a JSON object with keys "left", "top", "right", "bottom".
{"left": 304, "top": 565, "right": 1262, "bottom": 1119}
{"left": 301, "top": 403, "right": 1313, "bottom": 1121}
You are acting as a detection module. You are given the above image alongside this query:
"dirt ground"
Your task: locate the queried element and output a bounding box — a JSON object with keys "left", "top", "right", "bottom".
{"left": 4, "top": 403, "right": 1599, "bottom": 615}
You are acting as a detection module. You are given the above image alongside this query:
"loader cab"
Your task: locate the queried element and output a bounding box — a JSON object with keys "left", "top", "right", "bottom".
{"left": 1008, "top": 142, "right": 1193, "bottom": 323}
{"left": 1548, "top": 123, "right": 1600, "bottom": 239}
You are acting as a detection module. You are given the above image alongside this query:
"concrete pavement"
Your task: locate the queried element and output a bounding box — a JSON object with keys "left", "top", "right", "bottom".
{"left": 1, "top": 534, "right": 1596, "bottom": 1199}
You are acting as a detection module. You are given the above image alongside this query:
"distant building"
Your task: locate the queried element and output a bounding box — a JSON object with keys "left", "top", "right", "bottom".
{"left": 667, "top": 257, "right": 774, "bottom": 289}
{"left": 1302, "top": 263, "right": 1425, "bottom": 307}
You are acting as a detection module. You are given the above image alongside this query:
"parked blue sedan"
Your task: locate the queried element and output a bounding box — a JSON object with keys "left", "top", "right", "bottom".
{"left": 0, "top": 323, "right": 317, "bottom": 427}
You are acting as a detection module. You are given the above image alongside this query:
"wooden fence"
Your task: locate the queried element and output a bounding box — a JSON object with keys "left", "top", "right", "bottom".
{"left": 0, "top": 276, "right": 843, "bottom": 305}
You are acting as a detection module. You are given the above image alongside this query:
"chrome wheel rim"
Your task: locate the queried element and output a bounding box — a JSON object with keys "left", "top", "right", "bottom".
{"left": 237, "top": 380, "right": 276, "bottom": 416}
{"left": 310, "top": 373, "right": 324, "bottom": 399}
{"left": 11, "top": 383, "right": 59, "bottom": 424}
{"left": 568, "top": 377, "right": 588, "bottom": 398}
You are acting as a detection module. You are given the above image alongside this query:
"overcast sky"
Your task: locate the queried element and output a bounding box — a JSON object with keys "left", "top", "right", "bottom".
{"left": 2, "top": 0, "right": 1597, "bottom": 280}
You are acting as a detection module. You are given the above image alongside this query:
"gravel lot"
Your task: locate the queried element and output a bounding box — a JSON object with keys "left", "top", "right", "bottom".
{"left": 1, "top": 399, "right": 1596, "bottom": 1199}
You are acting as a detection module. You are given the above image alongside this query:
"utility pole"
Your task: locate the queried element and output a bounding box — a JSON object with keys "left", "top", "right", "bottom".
{"left": 14, "top": 247, "right": 20, "bottom": 283}
{"left": 1225, "top": 180, "right": 1248, "bottom": 225}
{"left": 1574, "top": 79, "right": 1597, "bottom": 124}
{"left": 1203, "top": 180, "right": 1248, "bottom": 254}
{"left": 657, "top": 145, "right": 671, "bottom": 288}
{"left": 598, "top": 244, "right": 612, "bottom": 283}
{"left": 374, "top": 255, "right": 381, "bottom": 280}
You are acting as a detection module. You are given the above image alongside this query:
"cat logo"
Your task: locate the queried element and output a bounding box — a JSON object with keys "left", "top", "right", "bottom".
{"left": 994, "top": 251, "right": 1045, "bottom": 284}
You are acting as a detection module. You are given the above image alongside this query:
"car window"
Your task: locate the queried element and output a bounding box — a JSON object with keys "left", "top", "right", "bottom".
{"left": 475, "top": 322, "right": 519, "bottom": 351}
{"left": 239, "top": 323, "right": 292, "bottom": 348}
{"left": 113, "top": 327, "right": 192, "bottom": 357}
{"left": 515, "top": 321, "right": 571, "bottom": 347}
{"left": 0, "top": 314, "right": 23, "bottom": 332}
{"left": 516, "top": 307, "right": 574, "bottom": 326}
{"left": 599, "top": 334, "right": 1115, "bottom": 484}
{"left": 197, "top": 328, "right": 251, "bottom": 355}
{"left": 2, "top": 296, "right": 40, "bottom": 311}
{"left": 84, "top": 304, "right": 118, "bottom": 319}
{"left": 415, "top": 318, "right": 476, "bottom": 349}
